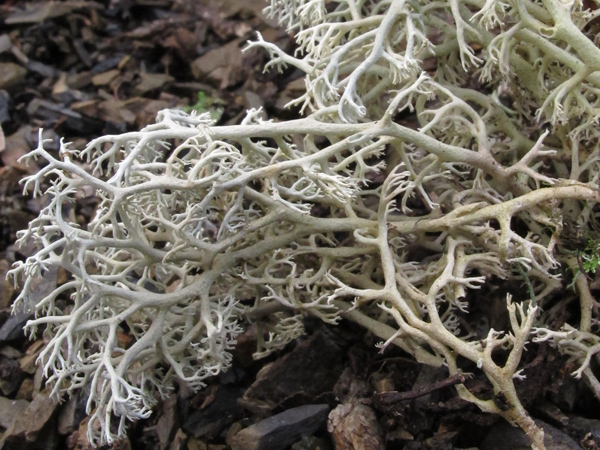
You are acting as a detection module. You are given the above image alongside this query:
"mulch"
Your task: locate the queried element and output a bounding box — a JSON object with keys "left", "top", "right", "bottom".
{"left": 0, "top": 2, "right": 598, "bottom": 450}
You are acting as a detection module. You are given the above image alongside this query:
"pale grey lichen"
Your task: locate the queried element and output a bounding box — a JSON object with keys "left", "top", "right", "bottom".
{"left": 8, "top": 0, "right": 600, "bottom": 448}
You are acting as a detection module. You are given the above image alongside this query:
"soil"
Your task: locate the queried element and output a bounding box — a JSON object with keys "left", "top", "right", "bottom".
{"left": 0, "top": 2, "right": 599, "bottom": 450}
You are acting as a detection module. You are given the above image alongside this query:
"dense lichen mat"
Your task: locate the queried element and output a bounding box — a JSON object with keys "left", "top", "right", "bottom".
{"left": 8, "top": 0, "right": 600, "bottom": 448}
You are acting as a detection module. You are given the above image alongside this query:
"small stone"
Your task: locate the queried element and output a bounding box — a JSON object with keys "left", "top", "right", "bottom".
{"left": 549, "top": 378, "right": 581, "bottom": 412}
{"left": 0, "top": 396, "right": 29, "bottom": 428}
{"left": 230, "top": 404, "right": 330, "bottom": 450}
{"left": 480, "top": 419, "right": 582, "bottom": 450}
{"left": 566, "top": 415, "right": 600, "bottom": 443}
{"left": 0, "top": 63, "right": 26, "bottom": 90}
{"left": 536, "top": 399, "right": 569, "bottom": 426}
{"left": 1, "top": 390, "right": 58, "bottom": 443}
{"left": 57, "top": 392, "right": 87, "bottom": 436}
{"left": 240, "top": 331, "right": 343, "bottom": 413}
{"left": 0, "top": 355, "right": 24, "bottom": 396}
{"left": 182, "top": 385, "right": 244, "bottom": 440}
{"left": 328, "top": 402, "right": 385, "bottom": 450}
{"left": 0, "top": 312, "right": 30, "bottom": 342}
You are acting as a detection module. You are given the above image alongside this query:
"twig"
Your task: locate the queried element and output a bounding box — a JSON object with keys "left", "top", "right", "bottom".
{"left": 372, "top": 373, "right": 471, "bottom": 405}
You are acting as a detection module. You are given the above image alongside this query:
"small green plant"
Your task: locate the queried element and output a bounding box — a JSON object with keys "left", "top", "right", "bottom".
{"left": 183, "top": 91, "right": 208, "bottom": 114}
{"left": 581, "top": 237, "right": 600, "bottom": 275}
{"left": 564, "top": 219, "right": 600, "bottom": 289}
{"left": 183, "top": 91, "right": 224, "bottom": 122}
{"left": 9, "top": 0, "right": 600, "bottom": 448}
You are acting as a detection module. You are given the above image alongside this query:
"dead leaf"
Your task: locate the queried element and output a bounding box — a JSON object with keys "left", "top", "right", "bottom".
{"left": 19, "top": 340, "right": 45, "bottom": 374}
{"left": 97, "top": 99, "right": 135, "bottom": 124}
{"left": 1, "top": 127, "right": 31, "bottom": 172}
{"left": 121, "top": 97, "right": 172, "bottom": 127}
{"left": 196, "top": 0, "right": 268, "bottom": 20}
{"left": 2, "top": 389, "right": 58, "bottom": 443}
{"left": 5, "top": 1, "right": 103, "bottom": 25}
{"left": 52, "top": 73, "right": 68, "bottom": 96}
{"left": 132, "top": 72, "right": 174, "bottom": 96}
{"left": 164, "top": 27, "right": 206, "bottom": 61}
{"left": 190, "top": 38, "right": 247, "bottom": 89}
{"left": 91, "top": 69, "right": 120, "bottom": 86}
{"left": 0, "top": 35, "right": 11, "bottom": 54}
{"left": 0, "top": 260, "right": 14, "bottom": 310}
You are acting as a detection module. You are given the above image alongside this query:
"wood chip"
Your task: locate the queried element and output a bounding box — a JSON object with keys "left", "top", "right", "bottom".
{"left": 0, "top": 63, "right": 27, "bottom": 89}
{"left": 91, "top": 69, "right": 120, "bottom": 86}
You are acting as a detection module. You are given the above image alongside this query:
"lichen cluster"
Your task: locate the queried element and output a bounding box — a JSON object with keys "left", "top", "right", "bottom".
{"left": 9, "top": 0, "right": 600, "bottom": 447}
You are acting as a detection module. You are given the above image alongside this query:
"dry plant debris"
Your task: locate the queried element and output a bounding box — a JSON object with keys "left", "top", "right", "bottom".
{"left": 1, "top": 0, "right": 600, "bottom": 450}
